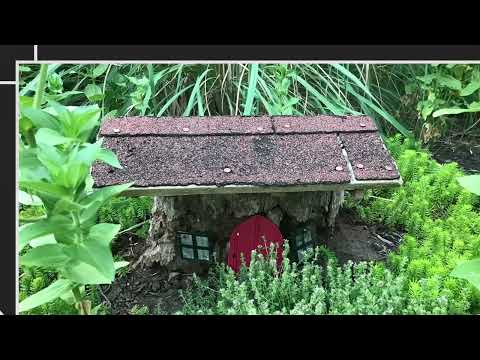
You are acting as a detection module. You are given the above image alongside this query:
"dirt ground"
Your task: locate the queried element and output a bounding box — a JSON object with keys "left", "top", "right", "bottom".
{"left": 101, "top": 210, "right": 404, "bottom": 315}
{"left": 430, "top": 135, "right": 480, "bottom": 173}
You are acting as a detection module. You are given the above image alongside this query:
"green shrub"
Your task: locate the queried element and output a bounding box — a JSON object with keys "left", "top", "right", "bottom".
{"left": 179, "top": 244, "right": 450, "bottom": 315}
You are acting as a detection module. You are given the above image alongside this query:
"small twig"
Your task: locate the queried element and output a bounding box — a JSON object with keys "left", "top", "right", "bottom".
{"left": 98, "top": 285, "right": 112, "bottom": 308}
{"left": 368, "top": 195, "right": 394, "bottom": 202}
{"left": 118, "top": 220, "right": 149, "bottom": 235}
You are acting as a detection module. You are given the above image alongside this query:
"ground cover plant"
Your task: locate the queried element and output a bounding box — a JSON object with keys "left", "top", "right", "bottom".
{"left": 18, "top": 63, "right": 480, "bottom": 315}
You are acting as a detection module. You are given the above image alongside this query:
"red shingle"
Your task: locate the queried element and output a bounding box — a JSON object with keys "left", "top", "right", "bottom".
{"left": 92, "top": 134, "right": 350, "bottom": 187}
{"left": 92, "top": 115, "right": 400, "bottom": 189}
{"left": 100, "top": 116, "right": 274, "bottom": 136}
{"left": 340, "top": 132, "right": 400, "bottom": 181}
{"left": 272, "top": 115, "right": 377, "bottom": 134}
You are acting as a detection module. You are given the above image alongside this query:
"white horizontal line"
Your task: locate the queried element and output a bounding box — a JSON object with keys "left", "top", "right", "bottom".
{"left": 0, "top": 81, "right": 15, "bottom": 85}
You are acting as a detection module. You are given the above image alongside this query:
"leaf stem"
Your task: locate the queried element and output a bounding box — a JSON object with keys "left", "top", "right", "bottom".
{"left": 72, "top": 286, "right": 89, "bottom": 315}
{"left": 33, "top": 64, "right": 48, "bottom": 109}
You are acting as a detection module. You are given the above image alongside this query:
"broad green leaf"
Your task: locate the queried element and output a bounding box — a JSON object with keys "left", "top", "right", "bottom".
{"left": 84, "top": 84, "right": 103, "bottom": 102}
{"left": 65, "top": 242, "right": 115, "bottom": 282}
{"left": 19, "top": 144, "right": 50, "bottom": 182}
{"left": 53, "top": 198, "right": 86, "bottom": 213}
{"left": 46, "top": 101, "right": 75, "bottom": 134}
{"left": 437, "top": 75, "right": 462, "bottom": 91}
{"left": 21, "top": 108, "right": 60, "bottom": 132}
{"left": 451, "top": 258, "right": 480, "bottom": 291}
{"left": 55, "top": 163, "right": 89, "bottom": 190}
{"left": 20, "top": 180, "right": 69, "bottom": 199}
{"left": 63, "top": 260, "right": 113, "bottom": 285}
{"left": 433, "top": 101, "right": 480, "bottom": 117}
{"left": 92, "top": 64, "right": 109, "bottom": 78}
{"left": 21, "top": 244, "right": 69, "bottom": 268}
{"left": 19, "top": 221, "right": 55, "bottom": 251}
{"left": 416, "top": 74, "right": 436, "bottom": 84}
{"left": 89, "top": 223, "right": 121, "bottom": 246}
{"left": 76, "top": 141, "right": 102, "bottom": 166}
{"left": 458, "top": 175, "right": 480, "bottom": 195}
{"left": 19, "top": 279, "right": 75, "bottom": 312}
{"left": 30, "top": 234, "right": 56, "bottom": 248}
{"left": 35, "top": 128, "right": 73, "bottom": 146}
{"left": 79, "top": 182, "right": 134, "bottom": 209}
{"left": 19, "top": 215, "right": 75, "bottom": 251}
{"left": 71, "top": 105, "right": 101, "bottom": 135}
{"left": 19, "top": 190, "right": 43, "bottom": 206}
{"left": 97, "top": 148, "right": 122, "bottom": 168}
{"left": 243, "top": 64, "right": 259, "bottom": 116}
{"left": 36, "top": 143, "right": 65, "bottom": 176}
{"left": 459, "top": 80, "right": 480, "bottom": 97}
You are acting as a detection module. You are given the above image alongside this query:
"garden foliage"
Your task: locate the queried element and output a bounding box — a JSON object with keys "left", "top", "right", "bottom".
{"left": 19, "top": 65, "right": 132, "bottom": 313}
{"left": 180, "top": 244, "right": 451, "bottom": 315}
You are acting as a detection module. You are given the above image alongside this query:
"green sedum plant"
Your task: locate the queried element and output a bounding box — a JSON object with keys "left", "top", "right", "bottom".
{"left": 19, "top": 64, "right": 132, "bottom": 314}
{"left": 349, "top": 135, "right": 480, "bottom": 313}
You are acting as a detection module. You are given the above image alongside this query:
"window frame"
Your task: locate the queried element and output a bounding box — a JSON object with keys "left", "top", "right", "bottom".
{"left": 177, "top": 231, "right": 213, "bottom": 262}
{"left": 290, "top": 227, "right": 316, "bottom": 262}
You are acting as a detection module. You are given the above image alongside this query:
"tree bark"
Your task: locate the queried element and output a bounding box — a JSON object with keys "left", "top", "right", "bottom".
{"left": 135, "top": 191, "right": 344, "bottom": 270}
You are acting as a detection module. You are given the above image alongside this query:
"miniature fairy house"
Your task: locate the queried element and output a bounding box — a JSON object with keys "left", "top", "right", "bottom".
{"left": 91, "top": 115, "right": 402, "bottom": 273}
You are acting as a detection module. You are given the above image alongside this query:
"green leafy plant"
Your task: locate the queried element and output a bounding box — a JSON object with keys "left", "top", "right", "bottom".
{"left": 19, "top": 64, "right": 132, "bottom": 314}
{"left": 179, "top": 244, "right": 450, "bottom": 315}
{"left": 450, "top": 175, "right": 480, "bottom": 292}
{"left": 405, "top": 64, "right": 480, "bottom": 142}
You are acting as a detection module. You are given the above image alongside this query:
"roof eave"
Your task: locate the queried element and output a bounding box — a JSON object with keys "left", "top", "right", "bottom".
{"left": 113, "top": 177, "right": 403, "bottom": 197}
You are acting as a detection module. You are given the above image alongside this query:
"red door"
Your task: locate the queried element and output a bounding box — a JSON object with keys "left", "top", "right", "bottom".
{"left": 227, "top": 215, "right": 284, "bottom": 273}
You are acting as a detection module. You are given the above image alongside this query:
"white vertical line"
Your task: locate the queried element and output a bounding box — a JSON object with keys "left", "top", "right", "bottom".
{"left": 34, "top": 45, "right": 38, "bottom": 61}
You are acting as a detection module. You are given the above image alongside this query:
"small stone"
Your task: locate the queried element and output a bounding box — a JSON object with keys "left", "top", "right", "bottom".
{"left": 359, "top": 123, "right": 366, "bottom": 127}
{"left": 284, "top": 124, "right": 290, "bottom": 128}
{"left": 385, "top": 165, "right": 393, "bottom": 171}
{"left": 223, "top": 167, "right": 232, "bottom": 173}
{"left": 113, "top": 128, "right": 120, "bottom": 133}
{"left": 356, "top": 163, "right": 364, "bottom": 169}
{"left": 335, "top": 166, "right": 344, "bottom": 171}
{"left": 257, "top": 127, "right": 264, "bottom": 131}
{"left": 182, "top": 127, "right": 190, "bottom": 132}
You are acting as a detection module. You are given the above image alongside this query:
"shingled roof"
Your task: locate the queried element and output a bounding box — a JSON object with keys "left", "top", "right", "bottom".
{"left": 92, "top": 115, "right": 402, "bottom": 196}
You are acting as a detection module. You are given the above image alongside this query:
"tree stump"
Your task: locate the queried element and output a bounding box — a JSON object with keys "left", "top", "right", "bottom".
{"left": 135, "top": 191, "right": 344, "bottom": 271}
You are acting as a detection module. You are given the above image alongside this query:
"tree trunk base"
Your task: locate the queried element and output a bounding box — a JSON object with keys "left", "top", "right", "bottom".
{"left": 135, "top": 191, "right": 344, "bottom": 271}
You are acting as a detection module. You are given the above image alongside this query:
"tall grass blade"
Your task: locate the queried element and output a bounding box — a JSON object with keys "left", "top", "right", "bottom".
{"left": 243, "top": 64, "right": 259, "bottom": 115}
